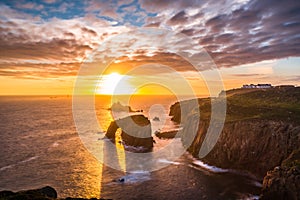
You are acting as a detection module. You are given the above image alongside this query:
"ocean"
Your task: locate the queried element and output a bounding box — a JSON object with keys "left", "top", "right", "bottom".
{"left": 0, "top": 95, "right": 261, "bottom": 199}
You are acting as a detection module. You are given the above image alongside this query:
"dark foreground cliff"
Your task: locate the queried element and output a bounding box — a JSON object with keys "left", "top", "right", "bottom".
{"left": 0, "top": 186, "right": 106, "bottom": 200}
{"left": 169, "top": 87, "right": 300, "bottom": 199}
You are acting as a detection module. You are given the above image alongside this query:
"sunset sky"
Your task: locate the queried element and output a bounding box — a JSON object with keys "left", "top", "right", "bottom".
{"left": 0, "top": 0, "right": 299, "bottom": 96}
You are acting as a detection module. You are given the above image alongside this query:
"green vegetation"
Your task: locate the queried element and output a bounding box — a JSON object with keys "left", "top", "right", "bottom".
{"left": 170, "top": 87, "right": 300, "bottom": 124}
{"left": 224, "top": 87, "right": 300, "bottom": 123}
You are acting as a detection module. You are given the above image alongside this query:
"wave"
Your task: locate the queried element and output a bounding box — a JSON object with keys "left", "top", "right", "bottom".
{"left": 192, "top": 160, "right": 229, "bottom": 173}
{"left": 187, "top": 154, "right": 262, "bottom": 188}
{"left": 250, "top": 180, "right": 262, "bottom": 188}
{"left": 122, "top": 144, "right": 148, "bottom": 152}
{"left": 20, "top": 156, "right": 39, "bottom": 163}
{"left": 115, "top": 171, "right": 151, "bottom": 184}
{"left": 0, "top": 156, "right": 39, "bottom": 172}
{"left": 157, "top": 158, "right": 181, "bottom": 165}
{"left": 0, "top": 164, "right": 14, "bottom": 172}
{"left": 51, "top": 142, "right": 59, "bottom": 147}
{"left": 239, "top": 194, "right": 260, "bottom": 200}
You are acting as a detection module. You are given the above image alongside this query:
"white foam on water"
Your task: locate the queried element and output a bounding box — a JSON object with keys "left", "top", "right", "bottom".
{"left": 192, "top": 160, "right": 229, "bottom": 173}
{"left": 0, "top": 164, "right": 14, "bottom": 172}
{"left": 52, "top": 142, "right": 59, "bottom": 147}
{"left": 122, "top": 144, "right": 148, "bottom": 152}
{"left": 251, "top": 180, "right": 262, "bottom": 187}
{"left": 0, "top": 156, "right": 39, "bottom": 172}
{"left": 117, "top": 170, "right": 151, "bottom": 184}
{"left": 157, "top": 158, "right": 181, "bottom": 165}
{"left": 239, "top": 194, "right": 260, "bottom": 200}
{"left": 20, "top": 156, "right": 39, "bottom": 164}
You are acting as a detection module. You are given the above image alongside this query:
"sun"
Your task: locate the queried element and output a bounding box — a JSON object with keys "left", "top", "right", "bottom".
{"left": 96, "top": 72, "right": 135, "bottom": 95}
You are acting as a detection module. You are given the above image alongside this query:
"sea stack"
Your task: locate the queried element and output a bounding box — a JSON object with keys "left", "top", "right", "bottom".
{"left": 106, "top": 114, "right": 154, "bottom": 152}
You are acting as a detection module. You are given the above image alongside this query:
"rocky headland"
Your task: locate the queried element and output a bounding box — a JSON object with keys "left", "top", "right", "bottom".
{"left": 169, "top": 87, "right": 300, "bottom": 199}
{"left": 2, "top": 87, "right": 298, "bottom": 200}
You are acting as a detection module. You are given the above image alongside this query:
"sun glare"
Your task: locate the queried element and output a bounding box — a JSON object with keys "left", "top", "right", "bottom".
{"left": 96, "top": 72, "right": 135, "bottom": 95}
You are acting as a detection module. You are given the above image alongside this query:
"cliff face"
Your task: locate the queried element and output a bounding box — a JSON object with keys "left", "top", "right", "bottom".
{"left": 169, "top": 87, "right": 300, "bottom": 180}
{"left": 106, "top": 114, "right": 154, "bottom": 151}
{"left": 183, "top": 119, "right": 300, "bottom": 179}
{"left": 261, "top": 149, "right": 300, "bottom": 200}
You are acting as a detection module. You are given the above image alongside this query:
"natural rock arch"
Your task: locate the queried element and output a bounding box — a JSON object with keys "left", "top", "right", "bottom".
{"left": 106, "top": 115, "right": 154, "bottom": 152}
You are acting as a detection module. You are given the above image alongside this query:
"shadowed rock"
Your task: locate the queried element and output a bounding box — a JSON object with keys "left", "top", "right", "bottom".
{"left": 169, "top": 87, "right": 300, "bottom": 179}
{"left": 0, "top": 186, "right": 110, "bottom": 200}
{"left": 108, "top": 101, "right": 142, "bottom": 113}
{"left": 168, "top": 87, "right": 300, "bottom": 198}
{"left": 0, "top": 186, "right": 57, "bottom": 200}
{"left": 106, "top": 114, "right": 154, "bottom": 152}
{"left": 155, "top": 129, "right": 182, "bottom": 139}
{"left": 261, "top": 149, "right": 300, "bottom": 200}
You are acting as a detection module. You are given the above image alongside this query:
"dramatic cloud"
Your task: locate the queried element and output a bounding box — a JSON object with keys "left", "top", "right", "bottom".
{"left": 0, "top": 62, "right": 80, "bottom": 79}
{"left": 168, "top": 11, "right": 188, "bottom": 25}
{"left": 145, "top": 0, "right": 300, "bottom": 68}
{"left": 0, "top": 0, "right": 299, "bottom": 80}
{"left": 0, "top": 2, "right": 128, "bottom": 79}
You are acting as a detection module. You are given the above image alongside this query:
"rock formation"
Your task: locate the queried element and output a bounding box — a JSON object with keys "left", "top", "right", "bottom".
{"left": 169, "top": 87, "right": 300, "bottom": 198}
{"left": 0, "top": 186, "right": 57, "bottom": 200}
{"left": 261, "top": 149, "right": 300, "bottom": 200}
{"left": 155, "top": 129, "right": 182, "bottom": 139}
{"left": 0, "top": 186, "right": 108, "bottom": 200}
{"left": 184, "top": 119, "right": 300, "bottom": 179}
{"left": 108, "top": 101, "right": 142, "bottom": 113}
{"left": 106, "top": 114, "right": 154, "bottom": 152}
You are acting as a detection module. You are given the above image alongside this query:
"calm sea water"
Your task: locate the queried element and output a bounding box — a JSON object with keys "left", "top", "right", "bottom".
{"left": 0, "top": 96, "right": 261, "bottom": 199}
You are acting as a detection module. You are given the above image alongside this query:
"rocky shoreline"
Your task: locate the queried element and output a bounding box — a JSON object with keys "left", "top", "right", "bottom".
{"left": 169, "top": 87, "right": 300, "bottom": 199}
{"left": 184, "top": 119, "right": 300, "bottom": 179}
{"left": 2, "top": 88, "right": 299, "bottom": 199}
{"left": 261, "top": 149, "right": 300, "bottom": 200}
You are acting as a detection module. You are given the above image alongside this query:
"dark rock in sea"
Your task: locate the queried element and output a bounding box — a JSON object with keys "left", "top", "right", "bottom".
{"left": 106, "top": 114, "right": 154, "bottom": 152}
{"left": 0, "top": 191, "right": 15, "bottom": 198}
{"left": 0, "top": 186, "right": 110, "bottom": 200}
{"left": 152, "top": 116, "right": 160, "bottom": 121}
{"left": 118, "top": 178, "right": 125, "bottom": 183}
{"left": 261, "top": 149, "right": 300, "bottom": 200}
{"left": 108, "top": 101, "right": 141, "bottom": 113}
{"left": 155, "top": 129, "right": 182, "bottom": 139}
{"left": 0, "top": 186, "right": 57, "bottom": 200}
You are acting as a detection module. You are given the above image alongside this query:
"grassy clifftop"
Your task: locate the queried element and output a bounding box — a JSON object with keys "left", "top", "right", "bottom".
{"left": 225, "top": 87, "right": 300, "bottom": 123}
{"left": 170, "top": 86, "right": 300, "bottom": 124}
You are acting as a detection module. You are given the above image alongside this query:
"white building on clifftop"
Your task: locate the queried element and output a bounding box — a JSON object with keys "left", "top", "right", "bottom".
{"left": 242, "top": 84, "right": 272, "bottom": 89}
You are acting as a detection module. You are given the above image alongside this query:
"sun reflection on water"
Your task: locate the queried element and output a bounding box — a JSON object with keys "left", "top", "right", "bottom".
{"left": 115, "top": 128, "right": 126, "bottom": 173}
